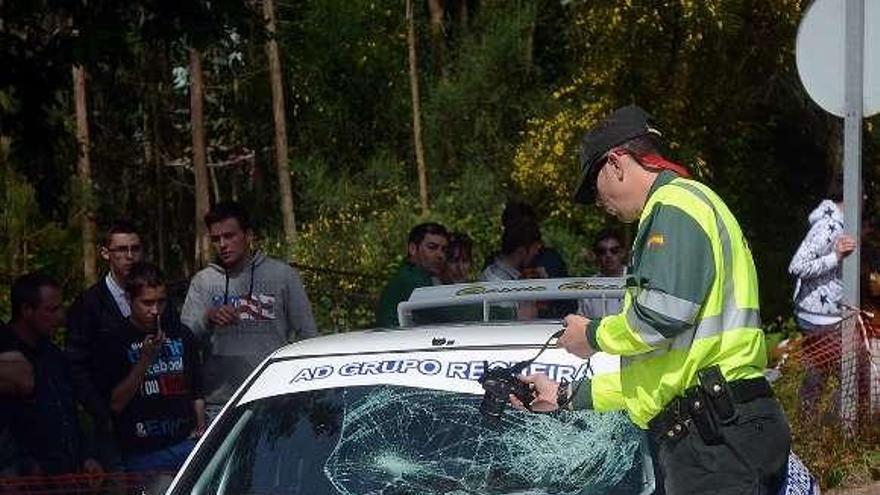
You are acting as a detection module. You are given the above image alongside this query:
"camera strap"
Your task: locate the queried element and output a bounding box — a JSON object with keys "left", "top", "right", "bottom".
{"left": 507, "top": 328, "right": 566, "bottom": 375}
{"left": 514, "top": 328, "right": 592, "bottom": 412}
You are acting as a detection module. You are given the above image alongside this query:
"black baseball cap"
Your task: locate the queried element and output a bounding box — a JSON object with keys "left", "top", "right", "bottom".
{"left": 573, "top": 105, "right": 660, "bottom": 204}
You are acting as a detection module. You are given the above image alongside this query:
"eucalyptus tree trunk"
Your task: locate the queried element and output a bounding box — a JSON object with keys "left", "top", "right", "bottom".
{"left": 406, "top": 0, "right": 429, "bottom": 215}
{"left": 73, "top": 64, "right": 97, "bottom": 286}
{"left": 189, "top": 48, "right": 211, "bottom": 266}
{"left": 264, "top": 0, "right": 297, "bottom": 243}
{"left": 457, "top": 0, "right": 468, "bottom": 30}
{"left": 427, "top": 0, "right": 446, "bottom": 79}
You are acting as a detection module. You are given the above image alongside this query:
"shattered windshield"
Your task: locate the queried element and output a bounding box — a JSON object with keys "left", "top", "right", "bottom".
{"left": 187, "top": 385, "right": 652, "bottom": 495}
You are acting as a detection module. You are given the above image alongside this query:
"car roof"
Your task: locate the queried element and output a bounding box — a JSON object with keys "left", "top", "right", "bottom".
{"left": 269, "top": 321, "right": 564, "bottom": 359}
{"left": 397, "top": 277, "right": 625, "bottom": 327}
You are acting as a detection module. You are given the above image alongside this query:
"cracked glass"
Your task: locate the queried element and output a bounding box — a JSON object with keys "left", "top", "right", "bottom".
{"left": 188, "top": 385, "right": 651, "bottom": 495}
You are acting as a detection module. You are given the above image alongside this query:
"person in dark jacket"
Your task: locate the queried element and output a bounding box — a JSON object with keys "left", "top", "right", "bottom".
{"left": 66, "top": 220, "right": 174, "bottom": 470}
{"left": 3, "top": 272, "right": 102, "bottom": 476}
{"left": 0, "top": 342, "right": 32, "bottom": 476}
{"left": 96, "top": 263, "right": 204, "bottom": 472}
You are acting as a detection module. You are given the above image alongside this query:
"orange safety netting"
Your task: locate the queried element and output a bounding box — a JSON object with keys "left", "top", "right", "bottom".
{"left": 788, "top": 309, "right": 880, "bottom": 424}
{"left": 0, "top": 471, "right": 176, "bottom": 495}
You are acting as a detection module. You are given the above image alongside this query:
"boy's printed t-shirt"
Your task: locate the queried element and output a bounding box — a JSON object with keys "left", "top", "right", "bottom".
{"left": 99, "top": 322, "right": 202, "bottom": 455}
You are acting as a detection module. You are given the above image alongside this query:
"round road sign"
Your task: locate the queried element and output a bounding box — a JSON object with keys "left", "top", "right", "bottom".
{"left": 796, "top": 0, "right": 880, "bottom": 117}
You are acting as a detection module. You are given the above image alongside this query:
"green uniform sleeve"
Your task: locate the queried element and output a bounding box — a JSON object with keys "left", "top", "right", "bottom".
{"left": 589, "top": 204, "right": 715, "bottom": 355}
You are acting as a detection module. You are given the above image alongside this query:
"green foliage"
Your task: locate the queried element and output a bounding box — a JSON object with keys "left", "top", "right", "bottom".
{"left": 0, "top": 153, "right": 81, "bottom": 322}
{"left": 422, "top": 1, "right": 549, "bottom": 180}
{"left": 511, "top": 0, "right": 850, "bottom": 318}
{"left": 276, "top": 155, "right": 509, "bottom": 331}
{"left": 280, "top": 0, "right": 411, "bottom": 168}
{"left": 3, "top": 1, "right": 880, "bottom": 487}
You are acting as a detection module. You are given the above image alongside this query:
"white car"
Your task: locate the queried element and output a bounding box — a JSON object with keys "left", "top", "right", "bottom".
{"left": 166, "top": 278, "right": 657, "bottom": 495}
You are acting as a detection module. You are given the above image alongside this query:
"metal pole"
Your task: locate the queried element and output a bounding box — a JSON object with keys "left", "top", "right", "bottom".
{"left": 841, "top": 0, "right": 864, "bottom": 430}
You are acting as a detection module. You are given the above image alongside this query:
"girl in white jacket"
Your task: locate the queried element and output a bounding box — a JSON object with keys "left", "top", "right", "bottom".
{"left": 788, "top": 195, "right": 856, "bottom": 412}
{"left": 789, "top": 199, "right": 856, "bottom": 329}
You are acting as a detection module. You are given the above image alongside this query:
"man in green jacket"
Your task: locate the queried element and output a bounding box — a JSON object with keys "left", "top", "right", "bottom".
{"left": 376, "top": 222, "right": 449, "bottom": 327}
{"left": 516, "top": 105, "right": 793, "bottom": 494}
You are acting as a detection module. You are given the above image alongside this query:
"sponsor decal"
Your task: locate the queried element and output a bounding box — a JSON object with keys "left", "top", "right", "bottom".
{"left": 557, "top": 281, "right": 624, "bottom": 291}
{"left": 454, "top": 285, "right": 547, "bottom": 297}
{"left": 289, "top": 358, "right": 591, "bottom": 384}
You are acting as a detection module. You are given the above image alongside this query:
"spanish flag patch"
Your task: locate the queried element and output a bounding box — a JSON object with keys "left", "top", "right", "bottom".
{"left": 647, "top": 233, "right": 665, "bottom": 248}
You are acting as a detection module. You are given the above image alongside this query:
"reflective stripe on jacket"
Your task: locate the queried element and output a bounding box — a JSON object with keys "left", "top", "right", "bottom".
{"left": 576, "top": 172, "right": 766, "bottom": 428}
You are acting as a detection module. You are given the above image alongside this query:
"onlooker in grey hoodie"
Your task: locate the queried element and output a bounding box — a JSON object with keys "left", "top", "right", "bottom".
{"left": 181, "top": 202, "right": 317, "bottom": 414}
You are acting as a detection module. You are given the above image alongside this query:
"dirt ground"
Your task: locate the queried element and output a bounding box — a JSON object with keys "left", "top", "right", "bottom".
{"left": 825, "top": 480, "right": 880, "bottom": 494}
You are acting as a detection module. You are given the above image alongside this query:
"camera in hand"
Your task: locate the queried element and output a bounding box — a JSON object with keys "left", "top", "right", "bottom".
{"left": 478, "top": 361, "right": 534, "bottom": 418}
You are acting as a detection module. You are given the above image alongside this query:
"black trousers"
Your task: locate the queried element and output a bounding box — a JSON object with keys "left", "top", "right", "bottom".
{"left": 657, "top": 397, "right": 791, "bottom": 495}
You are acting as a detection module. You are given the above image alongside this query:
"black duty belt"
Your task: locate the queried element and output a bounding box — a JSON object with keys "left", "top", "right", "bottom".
{"left": 648, "top": 375, "right": 773, "bottom": 445}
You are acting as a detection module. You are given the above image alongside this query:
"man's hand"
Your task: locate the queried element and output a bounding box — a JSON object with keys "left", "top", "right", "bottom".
{"left": 835, "top": 234, "right": 856, "bottom": 260}
{"left": 0, "top": 351, "right": 34, "bottom": 396}
{"left": 559, "top": 314, "right": 596, "bottom": 358}
{"left": 207, "top": 304, "right": 238, "bottom": 328}
{"left": 510, "top": 373, "right": 560, "bottom": 413}
{"left": 190, "top": 398, "right": 207, "bottom": 439}
{"left": 139, "top": 329, "right": 165, "bottom": 364}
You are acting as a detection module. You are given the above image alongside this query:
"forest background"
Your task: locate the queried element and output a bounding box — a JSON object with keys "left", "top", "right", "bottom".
{"left": 3, "top": 1, "right": 880, "bottom": 488}
{"left": 2, "top": 0, "right": 880, "bottom": 334}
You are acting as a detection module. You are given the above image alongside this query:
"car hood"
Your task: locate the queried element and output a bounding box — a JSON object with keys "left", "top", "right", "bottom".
{"left": 271, "top": 321, "right": 568, "bottom": 359}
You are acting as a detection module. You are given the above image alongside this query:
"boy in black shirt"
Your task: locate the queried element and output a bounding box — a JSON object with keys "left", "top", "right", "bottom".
{"left": 98, "top": 263, "right": 205, "bottom": 472}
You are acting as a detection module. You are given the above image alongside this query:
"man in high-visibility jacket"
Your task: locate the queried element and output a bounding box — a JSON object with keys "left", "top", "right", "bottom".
{"left": 516, "top": 105, "right": 793, "bottom": 494}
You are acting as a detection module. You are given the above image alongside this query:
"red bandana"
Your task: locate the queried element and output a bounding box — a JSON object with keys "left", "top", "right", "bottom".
{"left": 640, "top": 154, "right": 691, "bottom": 178}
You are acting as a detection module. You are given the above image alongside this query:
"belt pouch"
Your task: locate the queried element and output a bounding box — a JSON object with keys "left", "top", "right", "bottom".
{"left": 698, "top": 365, "right": 737, "bottom": 423}
{"left": 686, "top": 387, "right": 723, "bottom": 445}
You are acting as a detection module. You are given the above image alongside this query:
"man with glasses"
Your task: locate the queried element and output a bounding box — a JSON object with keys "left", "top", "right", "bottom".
{"left": 67, "top": 220, "right": 170, "bottom": 472}
{"left": 593, "top": 228, "right": 626, "bottom": 278}
{"left": 515, "top": 106, "right": 797, "bottom": 494}
{"left": 581, "top": 228, "right": 628, "bottom": 318}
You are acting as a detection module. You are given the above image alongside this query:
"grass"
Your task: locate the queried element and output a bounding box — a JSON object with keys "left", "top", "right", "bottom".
{"left": 772, "top": 358, "right": 880, "bottom": 490}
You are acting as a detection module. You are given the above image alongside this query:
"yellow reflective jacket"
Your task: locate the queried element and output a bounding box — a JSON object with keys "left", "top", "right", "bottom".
{"left": 573, "top": 172, "right": 766, "bottom": 428}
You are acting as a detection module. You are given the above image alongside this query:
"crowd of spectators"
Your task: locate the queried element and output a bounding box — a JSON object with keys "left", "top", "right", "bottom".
{"left": 0, "top": 198, "right": 625, "bottom": 482}
{"left": 0, "top": 201, "right": 317, "bottom": 483}
{"left": 376, "top": 201, "right": 618, "bottom": 326}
